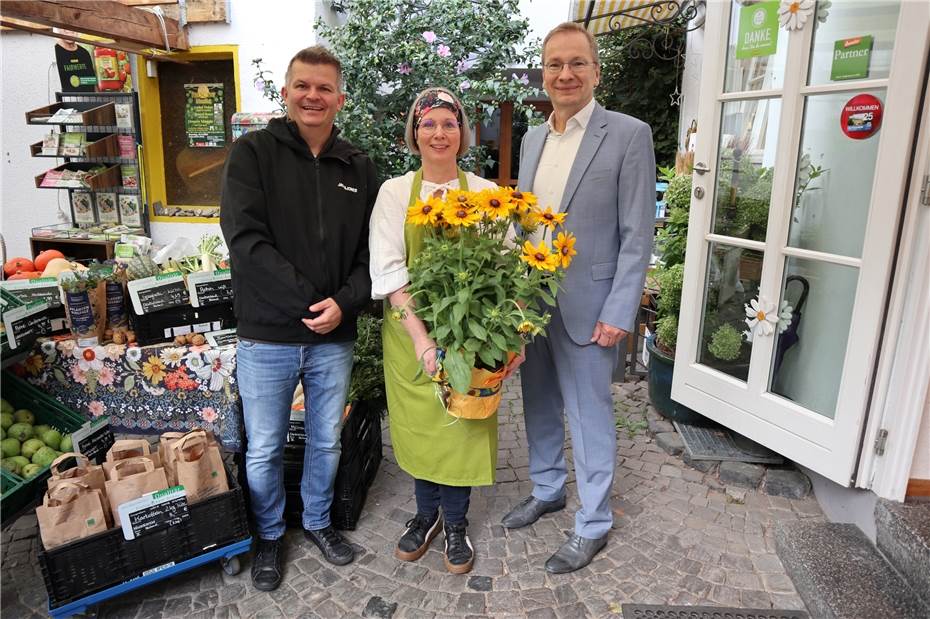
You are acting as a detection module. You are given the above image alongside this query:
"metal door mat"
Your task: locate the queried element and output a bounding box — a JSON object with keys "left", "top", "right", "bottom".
{"left": 674, "top": 421, "right": 784, "bottom": 464}
{"left": 621, "top": 604, "right": 809, "bottom": 619}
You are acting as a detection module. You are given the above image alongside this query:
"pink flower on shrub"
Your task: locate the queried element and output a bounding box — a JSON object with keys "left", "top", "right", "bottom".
{"left": 397, "top": 62, "right": 412, "bottom": 75}
{"left": 459, "top": 80, "right": 471, "bottom": 91}
{"left": 422, "top": 31, "right": 436, "bottom": 43}
{"left": 200, "top": 407, "right": 218, "bottom": 423}
{"left": 437, "top": 44, "right": 451, "bottom": 58}
{"left": 88, "top": 401, "right": 105, "bottom": 417}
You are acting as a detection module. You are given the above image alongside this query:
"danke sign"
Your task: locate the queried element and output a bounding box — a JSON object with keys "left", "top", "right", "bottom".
{"left": 736, "top": 1, "right": 779, "bottom": 60}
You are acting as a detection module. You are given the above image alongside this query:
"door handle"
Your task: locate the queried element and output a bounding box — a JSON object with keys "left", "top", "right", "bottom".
{"left": 694, "top": 162, "right": 710, "bottom": 175}
{"left": 694, "top": 186, "right": 705, "bottom": 199}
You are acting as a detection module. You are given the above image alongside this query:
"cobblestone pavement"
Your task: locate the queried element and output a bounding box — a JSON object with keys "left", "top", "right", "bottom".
{"left": 1, "top": 376, "right": 820, "bottom": 618}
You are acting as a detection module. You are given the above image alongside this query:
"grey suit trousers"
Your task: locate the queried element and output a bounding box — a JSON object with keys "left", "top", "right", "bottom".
{"left": 521, "top": 305, "right": 619, "bottom": 538}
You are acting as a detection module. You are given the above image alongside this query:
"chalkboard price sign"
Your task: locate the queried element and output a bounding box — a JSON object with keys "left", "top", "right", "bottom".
{"left": 188, "top": 270, "right": 233, "bottom": 307}
{"left": 2, "top": 301, "right": 51, "bottom": 349}
{"left": 72, "top": 416, "right": 116, "bottom": 465}
{"left": 288, "top": 409, "right": 306, "bottom": 445}
{"left": 128, "top": 273, "right": 189, "bottom": 315}
{"left": 205, "top": 328, "right": 238, "bottom": 348}
{"left": 0, "top": 278, "right": 62, "bottom": 309}
{"left": 118, "top": 486, "right": 191, "bottom": 541}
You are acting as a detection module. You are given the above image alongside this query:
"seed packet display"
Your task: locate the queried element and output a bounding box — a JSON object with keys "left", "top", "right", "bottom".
{"left": 71, "top": 191, "right": 96, "bottom": 224}
{"left": 120, "top": 164, "right": 138, "bottom": 189}
{"left": 115, "top": 103, "right": 133, "bottom": 128}
{"left": 118, "top": 194, "right": 142, "bottom": 227}
{"left": 96, "top": 192, "right": 119, "bottom": 224}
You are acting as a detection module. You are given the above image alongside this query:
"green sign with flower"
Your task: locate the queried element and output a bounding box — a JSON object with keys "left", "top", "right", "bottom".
{"left": 736, "top": 1, "right": 779, "bottom": 60}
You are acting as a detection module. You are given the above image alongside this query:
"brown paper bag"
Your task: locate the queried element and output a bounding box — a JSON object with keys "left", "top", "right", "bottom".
{"left": 36, "top": 480, "right": 109, "bottom": 550}
{"left": 48, "top": 452, "right": 112, "bottom": 527}
{"left": 103, "top": 439, "right": 162, "bottom": 480}
{"left": 172, "top": 430, "right": 228, "bottom": 503}
{"left": 104, "top": 457, "right": 169, "bottom": 527}
{"left": 158, "top": 431, "right": 187, "bottom": 486}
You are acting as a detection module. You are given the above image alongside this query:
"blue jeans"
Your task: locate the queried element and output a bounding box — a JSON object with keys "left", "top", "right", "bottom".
{"left": 237, "top": 339, "right": 354, "bottom": 540}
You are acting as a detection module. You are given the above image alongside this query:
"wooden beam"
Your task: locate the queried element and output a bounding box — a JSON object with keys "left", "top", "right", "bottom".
{"left": 0, "top": 0, "right": 188, "bottom": 50}
{"left": 0, "top": 17, "right": 189, "bottom": 62}
{"left": 118, "top": 0, "right": 229, "bottom": 24}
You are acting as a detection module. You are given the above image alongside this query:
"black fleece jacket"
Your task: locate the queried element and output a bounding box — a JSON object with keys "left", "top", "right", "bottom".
{"left": 220, "top": 118, "right": 377, "bottom": 344}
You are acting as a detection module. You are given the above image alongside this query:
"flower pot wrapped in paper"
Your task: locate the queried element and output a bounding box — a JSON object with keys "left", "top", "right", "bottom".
{"left": 404, "top": 186, "right": 576, "bottom": 420}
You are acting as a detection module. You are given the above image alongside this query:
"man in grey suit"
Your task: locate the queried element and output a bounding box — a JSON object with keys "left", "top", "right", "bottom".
{"left": 501, "top": 22, "right": 656, "bottom": 574}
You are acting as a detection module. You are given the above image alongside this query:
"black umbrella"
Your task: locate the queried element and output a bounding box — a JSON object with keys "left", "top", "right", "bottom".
{"left": 774, "top": 275, "right": 809, "bottom": 374}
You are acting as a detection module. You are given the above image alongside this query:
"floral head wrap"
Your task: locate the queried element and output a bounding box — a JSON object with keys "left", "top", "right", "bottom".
{"left": 413, "top": 88, "right": 463, "bottom": 127}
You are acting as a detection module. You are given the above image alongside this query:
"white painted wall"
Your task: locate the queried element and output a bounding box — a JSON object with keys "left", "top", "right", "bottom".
{"left": 1, "top": 31, "right": 69, "bottom": 260}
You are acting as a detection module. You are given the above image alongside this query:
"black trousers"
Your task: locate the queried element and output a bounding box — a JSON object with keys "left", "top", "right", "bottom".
{"left": 414, "top": 478, "right": 471, "bottom": 525}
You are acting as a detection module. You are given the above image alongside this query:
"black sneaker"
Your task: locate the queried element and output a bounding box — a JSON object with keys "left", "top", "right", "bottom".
{"left": 304, "top": 525, "right": 355, "bottom": 566}
{"left": 443, "top": 520, "right": 474, "bottom": 574}
{"left": 395, "top": 512, "right": 442, "bottom": 562}
{"left": 251, "top": 537, "right": 283, "bottom": 591}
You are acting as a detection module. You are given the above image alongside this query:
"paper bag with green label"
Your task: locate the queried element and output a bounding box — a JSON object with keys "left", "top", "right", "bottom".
{"left": 48, "top": 452, "right": 111, "bottom": 527}
{"left": 103, "top": 439, "right": 162, "bottom": 480}
{"left": 104, "top": 456, "right": 169, "bottom": 526}
{"left": 159, "top": 429, "right": 218, "bottom": 486}
{"left": 36, "top": 480, "right": 109, "bottom": 550}
{"left": 172, "top": 430, "right": 227, "bottom": 503}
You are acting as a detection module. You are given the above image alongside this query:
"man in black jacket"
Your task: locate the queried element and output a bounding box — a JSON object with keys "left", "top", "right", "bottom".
{"left": 220, "top": 45, "right": 377, "bottom": 592}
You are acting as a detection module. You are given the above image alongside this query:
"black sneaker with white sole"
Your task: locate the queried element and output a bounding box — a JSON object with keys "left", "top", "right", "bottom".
{"left": 443, "top": 520, "right": 474, "bottom": 574}
{"left": 396, "top": 512, "right": 443, "bottom": 561}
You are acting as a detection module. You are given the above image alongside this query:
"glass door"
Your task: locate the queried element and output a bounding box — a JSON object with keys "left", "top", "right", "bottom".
{"left": 672, "top": 0, "right": 929, "bottom": 485}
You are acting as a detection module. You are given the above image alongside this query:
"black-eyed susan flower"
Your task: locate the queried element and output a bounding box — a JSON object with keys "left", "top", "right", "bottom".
{"left": 520, "top": 240, "right": 558, "bottom": 272}
{"left": 444, "top": 189, "right": 477, "bottom": 210}
{"left": 476, "top": 187, "right": 515, "bottom": 220}
{"left": 505, "top": 187, "right": 538, "bottom": 212}
{"left": 407, "top": 197, "right": 443, "bottom": 226}
{"left": 443, "top": 201, "right": 481, "bottom": 227}
{"left": 534, "top": 206, "right": 567, "bottom": 230}
{"left": 552, "top": 231, "right": 577, "bottom": 268}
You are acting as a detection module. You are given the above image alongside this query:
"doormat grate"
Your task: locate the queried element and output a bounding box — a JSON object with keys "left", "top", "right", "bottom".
{"left": 674, "top": 421, "right": 784, "bottom": 464}
{"left": 621, "top": 604, "right": 808, "bottom": 619}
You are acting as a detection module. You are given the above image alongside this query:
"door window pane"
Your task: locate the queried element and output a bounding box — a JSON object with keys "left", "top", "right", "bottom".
{"left": 697, "top": 242, "right": 764, "bottom": 381}
{"left": 480, "top": 109, "right": 501, "bottom": 180}
{"left": 712, "top": 98, "right": 780, "bottom": 242}
{"left": 769, "top": 257, "right": 858, "bottom": 419}
{"left": 788, "top": 90, "right": 884, "bottom": 258}
{"left": 725, "top": 0, "right": 789, "bottom": 93}
{"left": 808, "top": 1, "right": 900, "bottom": 86}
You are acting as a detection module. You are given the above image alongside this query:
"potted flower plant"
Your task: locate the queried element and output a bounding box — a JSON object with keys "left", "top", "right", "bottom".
{"left": 404, "top": 186, "right": 574, "bottom": 418}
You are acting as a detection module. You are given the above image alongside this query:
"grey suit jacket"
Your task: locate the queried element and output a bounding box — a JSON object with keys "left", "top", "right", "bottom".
{"left": 518, "top": 102, "right": 656, "bottom": 345}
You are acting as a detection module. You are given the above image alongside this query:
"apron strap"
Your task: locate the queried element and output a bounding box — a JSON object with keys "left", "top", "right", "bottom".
{"left": 407, "top": 168, "right": 470, "bottom": 206}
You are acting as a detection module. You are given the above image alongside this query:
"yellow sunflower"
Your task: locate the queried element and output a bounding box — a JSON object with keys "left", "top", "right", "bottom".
{"left": 443, "top": 201, "right": 481, "bottom": 227}
{"left": 444, "top": 189, "right": 477, "bottom": 210}
{"left": 505, "top": 187, "right": 538, "bottom": 212}
{"left": 534, "top": 206, "right": 567, "bottom": 230}
{"left": 520, "top": 240, "right": 558, "bottom": 272}
{"left": 475, "top": 188, "right": 515, "bottom": 220}
{"left": 142, "top": 355, "right": 167, "bottom": 385}
{"left": 407, "top": 196, "right": 443, "bottom": 226}
{"left": 552, "top": 231, "right": 578, "bottom": 268}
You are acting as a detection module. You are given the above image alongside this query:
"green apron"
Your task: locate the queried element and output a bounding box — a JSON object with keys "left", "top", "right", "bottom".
{"left": 382, "top": 169, "right": 498, "bottom": 486}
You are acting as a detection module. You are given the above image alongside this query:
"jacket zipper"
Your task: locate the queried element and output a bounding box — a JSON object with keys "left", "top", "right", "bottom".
{"left": 314, "top": 157, "right": 329, "bottom": 292}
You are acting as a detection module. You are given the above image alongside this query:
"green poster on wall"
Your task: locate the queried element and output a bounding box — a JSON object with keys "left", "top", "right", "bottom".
{"left": 736, "top": 1, "right": 779, "bottom": 60}
{"left": 184, "top": 83, "right": 225, "bottom": 148}
{"left": 831, "top": 36, "right": 873, "bottom": 81}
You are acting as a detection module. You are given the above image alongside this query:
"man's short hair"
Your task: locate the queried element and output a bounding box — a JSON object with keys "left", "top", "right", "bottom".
{"left": 285, "top": 45, "right": 344, "bottom": 90}
{"left": 542, "top": 22, "right": 600, "bottom": 65}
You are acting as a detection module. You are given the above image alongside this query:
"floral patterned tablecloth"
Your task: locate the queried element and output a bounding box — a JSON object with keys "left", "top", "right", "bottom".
{"left": 11, "top": 339, "right": 242, "bottom": 451}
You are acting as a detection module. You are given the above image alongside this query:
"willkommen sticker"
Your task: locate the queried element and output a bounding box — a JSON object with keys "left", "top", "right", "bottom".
{"left": 841, "top": 94, "right": 883, "bottom": 140}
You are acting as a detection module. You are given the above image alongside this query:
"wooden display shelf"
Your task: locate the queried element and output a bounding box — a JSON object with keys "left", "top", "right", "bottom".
{"left": 29, "top": 237, "right": 115, "bottom": 262}
{"left": 25, "top": 101, "right": 116, "bottom": 126}
{"left": 29, "top": 133, "right": 121, "bottom": 159}
{"left": 34, "top": 163, "right": 121, "bottom": 191}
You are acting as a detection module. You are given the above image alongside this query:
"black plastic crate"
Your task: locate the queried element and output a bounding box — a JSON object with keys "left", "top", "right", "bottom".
{"left": 38, "top": 465, "right": 248, "bottom": 610}
{"left": 129, "top": 302, "right": 235, "bottom": 346}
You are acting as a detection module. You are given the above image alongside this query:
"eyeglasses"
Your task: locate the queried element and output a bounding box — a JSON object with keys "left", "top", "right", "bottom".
{"left": 543, "top": 60, "right": 597, "bottom": 74}
{"left": 418, "top": 119, "right": 460, "bottom": 135}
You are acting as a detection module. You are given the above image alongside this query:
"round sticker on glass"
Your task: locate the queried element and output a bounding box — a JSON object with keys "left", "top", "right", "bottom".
{"left": 840, "top": 94, "right": 882, "bottom": 140}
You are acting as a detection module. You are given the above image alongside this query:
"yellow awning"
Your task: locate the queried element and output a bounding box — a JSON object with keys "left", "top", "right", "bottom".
{"left": 573, "top": 0, "right": 679, "bottom": 35}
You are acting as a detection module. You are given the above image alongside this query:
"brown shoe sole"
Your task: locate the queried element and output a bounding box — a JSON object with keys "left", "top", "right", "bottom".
{"left": 444, "top": 554, "right": 474, "bottom": 574}
{"left": 394, "top": 520, "right": 442, "bottom": 562}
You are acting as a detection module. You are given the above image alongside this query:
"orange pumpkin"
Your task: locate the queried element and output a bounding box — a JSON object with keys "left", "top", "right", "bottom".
{"left": 8, "top": 271, "right": 41, "bottom": 280}
{"left": 3, "top": 258, "right": 34, "bottom": 277}
{"left": 33, "top": 249, "right": 65, "bottom": 273}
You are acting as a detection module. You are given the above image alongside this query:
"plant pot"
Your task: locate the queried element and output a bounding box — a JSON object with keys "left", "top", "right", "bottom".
{"left": 646, "top": 335, "right": 705, "bottom": 424}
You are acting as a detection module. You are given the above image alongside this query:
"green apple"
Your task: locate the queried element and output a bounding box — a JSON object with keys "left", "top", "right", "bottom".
{"left": 1, "top": 438, "right": 21, "bottom": 458}
{"left": 0, "top": 413, "right": 12, "bottom": 431}
{"left": 41, "top": 429, "right": 62, "bottom": 451}
{"left": 22, "top": 463, "right": 43, "bottom": 478}
{"left": 21, "top": 438, "right": 45, "bottom": 460}
{"left": 31, "top": 446, "right": 57, "bottom": 467}
{"left": 33, "top": 424, "right": 50, "bottom": 438}
{"left": 10, "top": 455, "right": 30, "bottom": 471}
{"left": 0, "top": 399, "right": 13, "bottom": 416}
{"left": 59, "top": 434, "right": 73, "bottom": 453}
{"left": 1, "top": 458, "right": 21, "bottom": 475}
{"left": 13, "top": 409, "right": 34, "bottom": 425}
{"left": 7, "top": 423, "right": 33, "bottom": 442}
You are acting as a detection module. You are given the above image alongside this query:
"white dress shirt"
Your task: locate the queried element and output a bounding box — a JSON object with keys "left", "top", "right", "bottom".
{"left": 529, "top": 97, "right": 597, "bottom": 244}
{"left": 369, "top": 170, "right": 498, "bottom": 299}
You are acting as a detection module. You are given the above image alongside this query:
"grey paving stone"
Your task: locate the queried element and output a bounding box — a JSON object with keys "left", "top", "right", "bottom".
{"left": 719, "top": 461, "right": 765, "bottom": 488}
{"left": 682, "top": 452, "right": 719, "bottom": 473}
{"left": 362, "top": 595, "right": 398, "bottom": 618}
{"left": 454, "top": 592, "right": 486, "bottom": 614}
{"left": 648, "top": 418, "right": 675, "bottom": 434}
{"left": 655, "top": 432, "right": 684, "bottom": 456}
{"left": 764, "top": 468, "right": 812, "bottom": 499}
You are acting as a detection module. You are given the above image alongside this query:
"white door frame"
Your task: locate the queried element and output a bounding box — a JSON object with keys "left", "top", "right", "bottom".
{"left": 858, "top": 56, "right": 930, "bottom": 499}
{"left": 672, "top": 1, "right": 929, "bottom": 486}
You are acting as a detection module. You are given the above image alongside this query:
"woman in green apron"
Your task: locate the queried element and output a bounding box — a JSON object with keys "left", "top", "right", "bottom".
{"left": 369, "top": 88, "right": 501, "bottom": 574}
